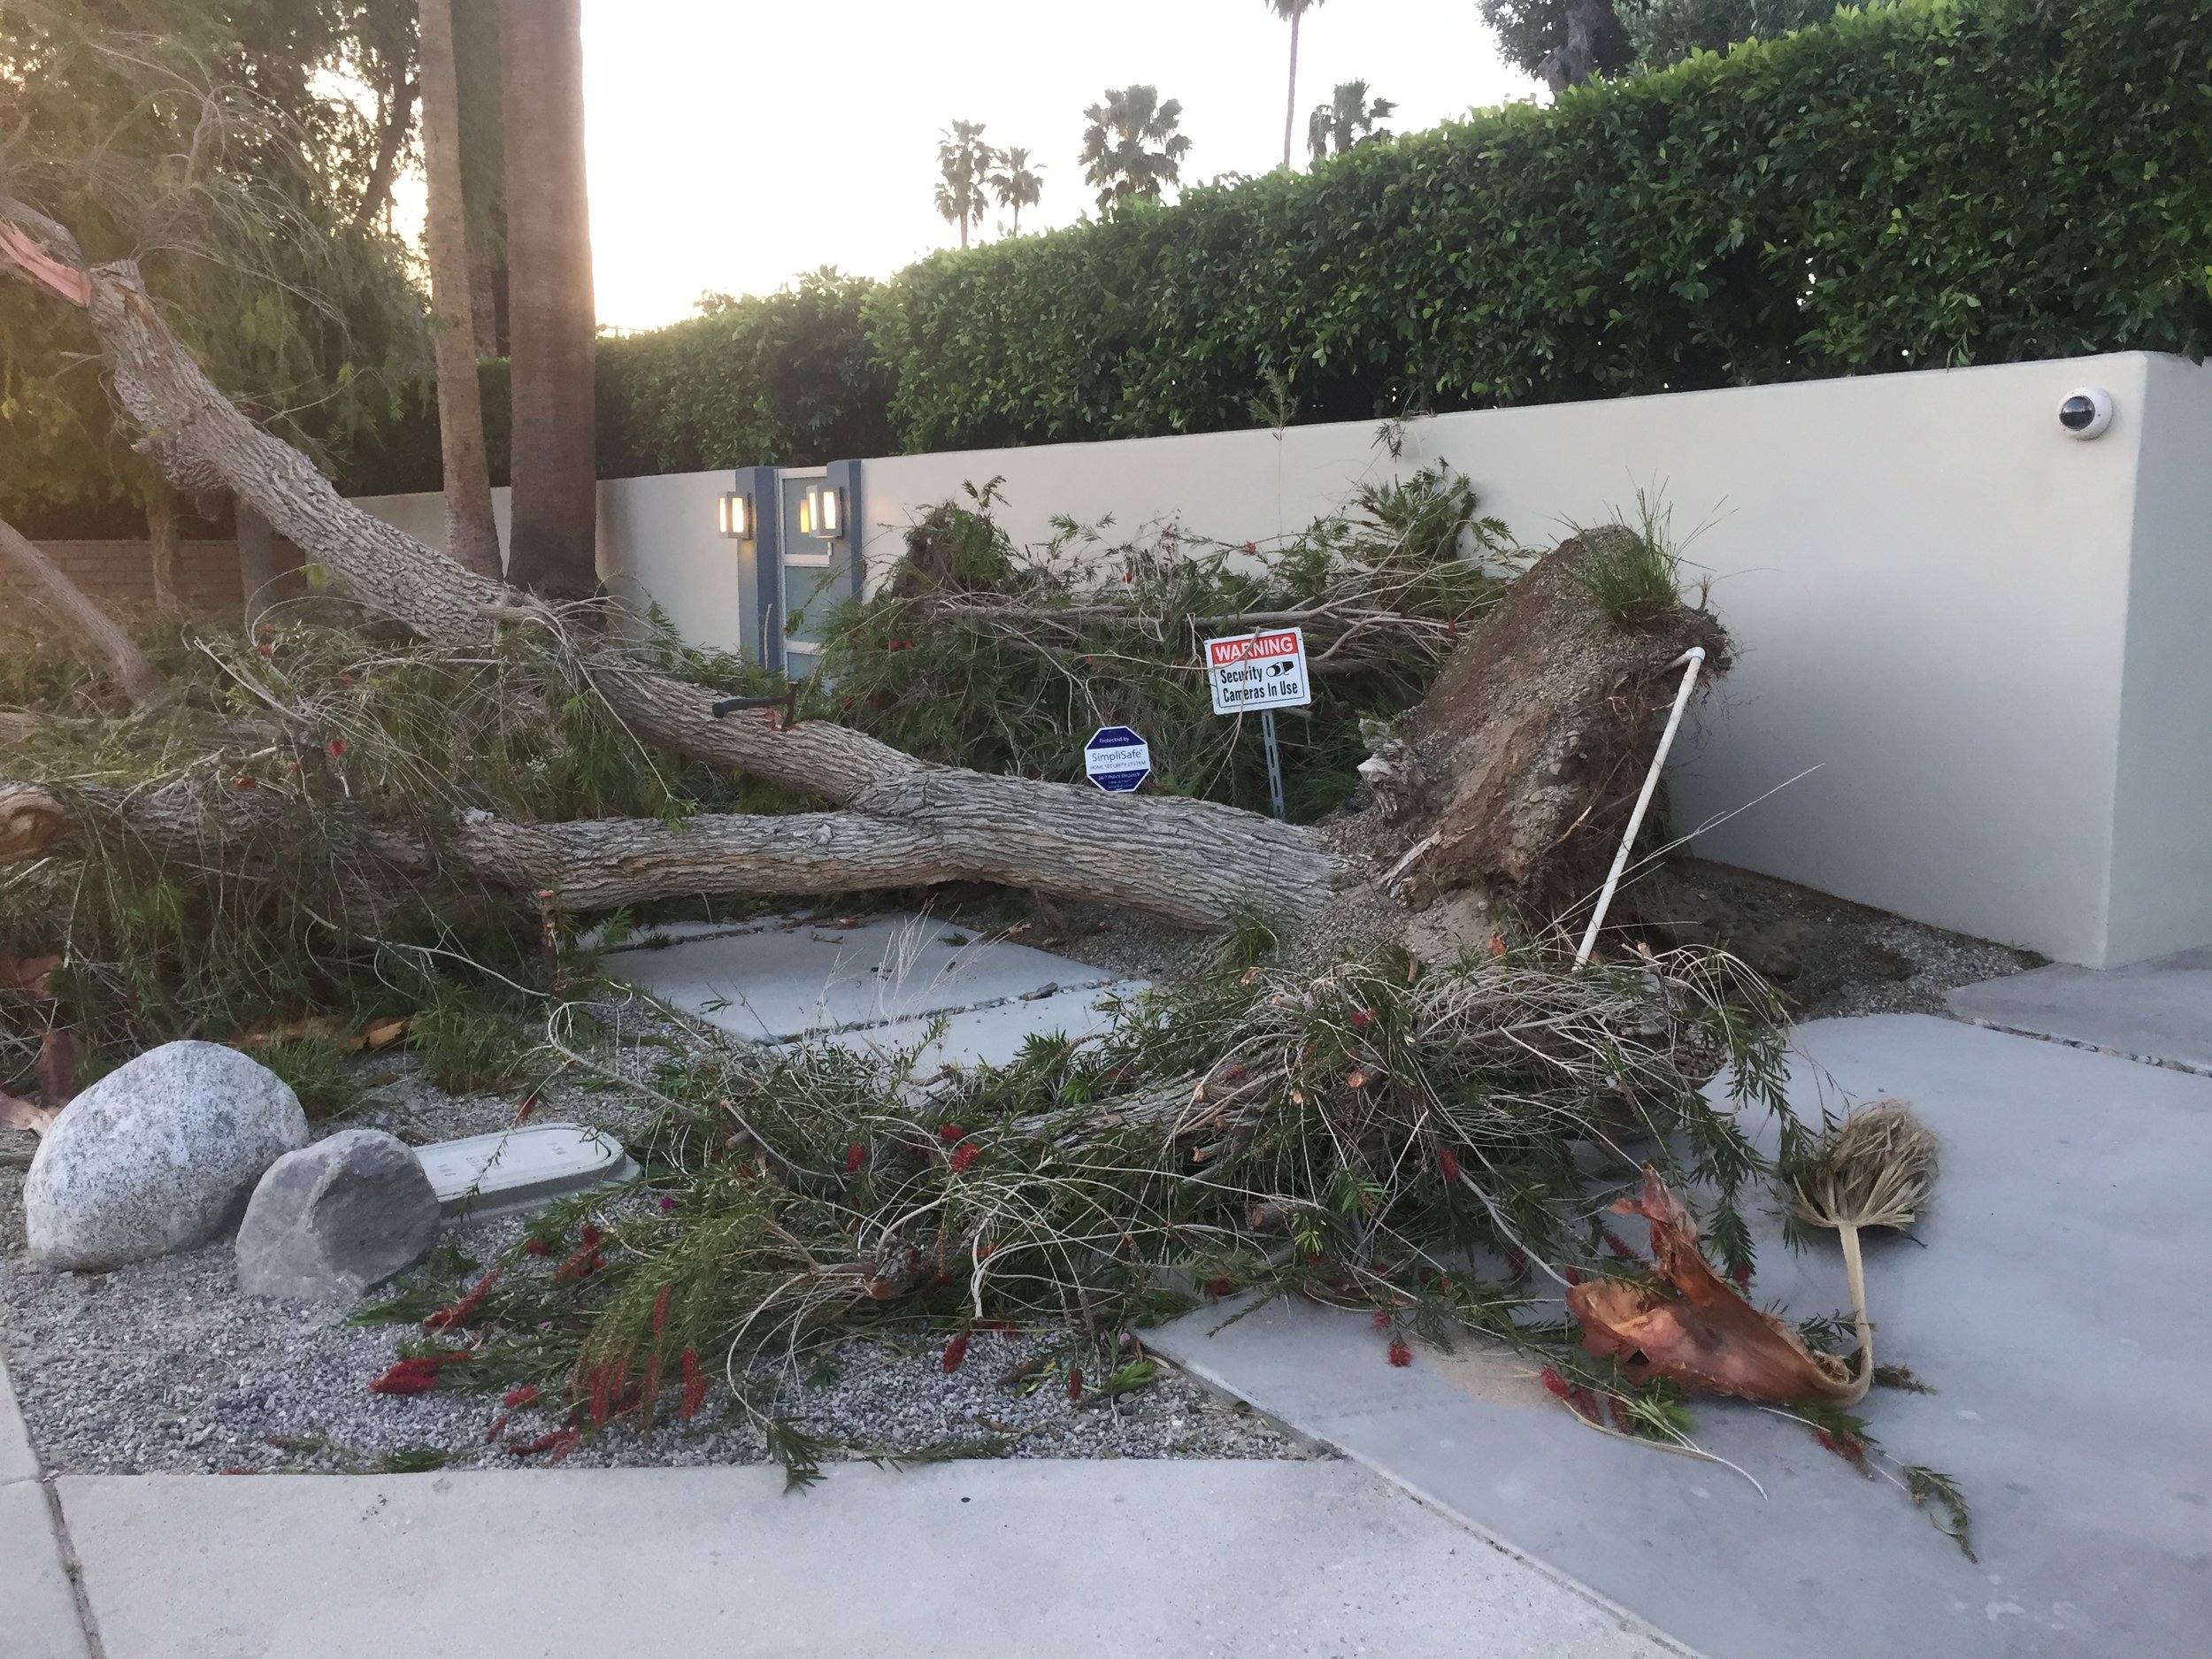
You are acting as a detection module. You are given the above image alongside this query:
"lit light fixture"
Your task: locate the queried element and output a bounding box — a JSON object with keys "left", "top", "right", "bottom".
{"left": 717, "top": 490, "right": 755, "bottom": 540}
{"left": 797, "top": 484, "right": 842, "bottom": 538}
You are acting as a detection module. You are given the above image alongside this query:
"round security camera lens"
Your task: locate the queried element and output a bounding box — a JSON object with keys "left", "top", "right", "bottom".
{"left": 2059, "top": 395, "right": 2098, "bottom": 430}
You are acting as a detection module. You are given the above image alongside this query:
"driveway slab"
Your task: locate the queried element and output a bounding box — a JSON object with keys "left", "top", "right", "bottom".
{"left": 1947, "top": 946, "right": 2212, "bottom": 1073}
{"left": 1148, "top": 1015, "right": 2212, "bottom": 1659}
{"left": 58, "top": 1461, "right": 1686, "bottom": 1659}
{"left": 0, "top": 1480, "right": 91, "bottom": 1659}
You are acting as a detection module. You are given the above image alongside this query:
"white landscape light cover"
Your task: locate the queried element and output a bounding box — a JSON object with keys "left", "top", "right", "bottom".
{"left": 818, "top": 485, "right": 841, "bottom": 535}
{"left": 718, "top": 491, "right": 753, "bottom": 538}
{"left": 2058, "top": 387, "right": 2114, "bottom": 439}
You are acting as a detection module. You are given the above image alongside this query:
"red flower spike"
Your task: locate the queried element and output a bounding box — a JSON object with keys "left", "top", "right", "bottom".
{"left": 1568, "top": 1384, "right": 1601, "bottom": 1423}
{"left": 680, "top": 1348, "right": 706, "bottom": 1419}
{"left": 651, "top": 1284, "right": 673, "bottom": 1338}
{"left": 503, "top": 1385, "right": 541, "bottom": 1409}
{"left": 1730, "top": 1262, "right": 1753, "bottom": 1293}
{"left": 509, "top": 1430, "right": 572, "bottom": 1457}
{"left": 1608, "top": 1396, "right": 1633, "bottom": 1434}
{"left": 1205, "top": 1276, "right": 1233, "bottom": 1301}
{"left": 845, "top": 1141, "right": 865, "bottom": 1174}
{"left": 1350, "top": 1010, "right": 1372, "bottom": 1030}
{"left": 1603, "top": 1230, "right": 1640, "bottom": 1262}
{"left": 1067, "top": 1368, "right": 1085, "bottom": 1402}
{"left": 938, "top": 1123, "right": 965, "bottom": 1143}
{"left": 423, "top": 1267, "right": 501, "bottom": 1331}
{"left": 942, "top": 1335, "right": 971, "bottom": 1373}
{"left": 1487, "top": 933, "right": 1508, "bottom": 960}
{"left": 256, "top": 643, "right": 274, "bottom": 657}
{"left": 523, "top": 1239, "right": 551, "bottom": 1257}
{"left": 1371, "top": 1310, "right": 1391, "bottom": 1333}
{"left": 1438, "top": 1148, "right": 1462, "bottom": 1184}
{"left": 1563, "top": 1265, "right": 1584, "bottom": 1286}
{"left": 1504, "top": 1247, "right": 1528, "bottom": 1280}
{"left": 514, "top": 1092, "right": 540, "bottom": 1125}
{"left": 1386, "top": 1340, "right": 1412, "bottom": 1368}
{"left": 231, "top": 775, "right": 254, "bottom": 789}
{"left": 1540, "top": 1367, "right": 1571, "bottom": 1401}
{"left": 325, "top": 737, "right": 347, "bottom": 759}
{"left": 485, "top": 1412, "right": 509, "bottom": 1443}
{"left": 580, "top": 1225, "right": 603, "bottom": 1249}
{"left": 950, "top": 1142, "right": 979, "bottom": 1174}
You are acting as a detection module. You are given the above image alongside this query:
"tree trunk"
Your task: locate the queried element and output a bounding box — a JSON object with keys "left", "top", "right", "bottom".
{"left": 355, "top": 75, "right": 422, "bottom": 230}
{"left": 420, "top": 0, "right": 505, "bottom": 580}
{"left": 143, "top": 480, "right": 182, "bottom": 609}
{"left": 497, "top": 0, "right": 598, "bottom": 599}
{"left": 1282, "top": 12, "right": 1302, "bottom": 171}
{"left": 0, "top": 518, "right": 165, "bottom": 710}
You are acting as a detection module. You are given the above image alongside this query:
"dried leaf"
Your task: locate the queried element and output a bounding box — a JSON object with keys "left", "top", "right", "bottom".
{"left": 0, "top": 1092, "right": 59, "bottom": 1135}
{"left": 1566, "top": 1166, "right": 1855, "bottom": 1404}
{"left": 357, "top": 1016, "right": 410, "bottom": 1052}
{"left": 0, "top": 954, "right": 60, "bottom": 995}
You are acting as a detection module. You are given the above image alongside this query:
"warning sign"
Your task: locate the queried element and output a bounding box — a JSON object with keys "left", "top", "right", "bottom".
{"left": 1205, "top": 627, "right": 1311, "bottom": 716}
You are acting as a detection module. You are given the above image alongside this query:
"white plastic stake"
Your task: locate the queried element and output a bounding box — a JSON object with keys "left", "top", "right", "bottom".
{"left": 1574, "top": 647, "right": 1706, "bottom": 969}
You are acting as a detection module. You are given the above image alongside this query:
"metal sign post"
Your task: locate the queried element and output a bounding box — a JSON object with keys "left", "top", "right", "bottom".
{"left": 1203, "top": 626, "right": 1311, "bottom": 822}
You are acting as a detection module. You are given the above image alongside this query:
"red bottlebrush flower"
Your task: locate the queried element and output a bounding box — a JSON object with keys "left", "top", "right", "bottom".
{"left": 256, "top": 642, "right": 274, "bottom": 657}
{"left": 523, "top": 1238, "right": 551, "bottom": 1257}
{"left": 514, "top": 1092, "right": 540, "bottom": 1125}
{"left": 368, "top": 1354, "right": 465, "bottom": 1395}
{"left": 938, "top": 1122, "right": 965, "bottom": 1142}
{"left": 1539, "top": 1367, "right": 1571, "bottom": 1401}
{"left": 509, "top": 1428, "right": 580, "bottom": 1459}
{"left": 950, "top": 1142, "right": 979, "bottom": 1174}
{"left": 942, "top": 1335, "right": 971, "bottom": 1373}
{"left": 1563, "top": 1265, "right": 1584, "bottom": 1286}
{"left": 1487, "top": 933, "right": 1508, "bottom": 959}
{"left": 553, "top": 1242, "right": 602, "bottom": 1283}
{"left": 1241, "top": 541, "right": 1257, "bottom": 555}
{"left": 1602, "top": 1230, "right": 1639, "bottom": 1262}
{"left": 1120, "top": 568, "right": 1133, "bottom": 583}
{"left": 231, "top": 775, "right": 254, "bottom": 789}
{"left": 589, "top": 1361, "right": 621, "bottom": 1425}
{"left": 845, "top": 1141, "right": 865, "bottom": 1173}
{"left": 1217, "top": 1061, "right": 1247, "bottom": 1083}
{"left": 1205, "top": 1276, "right": 1233, "bottom": 1301}
{"left": 325, "top": 737, "right": 347, "bottom": 759}
{"left": 1386, "top": 1339, "right": 1412, "bottom": 1368}
{"left": 1568, "top": 1384, "right": 1601, "bottom": 1424}
{"left": 1504, "top": 1247, "right": 1528, "bottom": 1280}
{"left": 1446, "top": 618, "right": 1459, "bottom": 638}
{"left": 974, "top": 1240, "right": 998, "bottom": 1259}
{"left": 1438, "top": 1148, "right": 1462, "bottom": 1184}
{"left": 1608, "top": 1395, "right": 1633, "bottom": 1434}
{"left": 659, "top": 1194, "right": 676, "bottom": 1212}
{"left": 503, "top": 1385, "right": 541, "bottom": 1409}
{"left": 485, "top": 1412, "right": 509, "bottom": 1443}
{"left": 1350, "top": 1010, "right": 1373, "bottom": 1029}
{"left": 1730, "top": 1262, "right": 1752, "bottom": 1293}
{"left": 1067, "top": 1367, "right": 1085, "bottom": 1402}
{"left": 651, "top": 1284, "right": 673, "bottom": 1338}
{"left": 887, "top": 638, "right": 912, "bottom": 652}
{"left": 1371, "top": 1310, "right": 1391, "bottom": 1333}
{"left": 680, "top": 1348, "right": 706, "bottom": 1419}
{"left": 423, "top": 1267, "right": 501, "bottom": 1331}
{"left": 580, "top": 1225, "right": 603, "bottom": 1249}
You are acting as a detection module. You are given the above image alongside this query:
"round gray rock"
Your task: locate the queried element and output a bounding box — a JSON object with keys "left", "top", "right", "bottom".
{"left": 25, "top": 1041, "right": 309, "bottom": 1272}
{"left": 235, "top": 1129, "right": 440, "bottom": 1303}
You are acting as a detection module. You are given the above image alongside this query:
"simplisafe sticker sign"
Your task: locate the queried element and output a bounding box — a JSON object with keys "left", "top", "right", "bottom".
{"left": 1205, "top": 627, "right": 1311, "bottom": 715}
{"left": 1084, "top": 726, "right": 1152, "bottom": 793}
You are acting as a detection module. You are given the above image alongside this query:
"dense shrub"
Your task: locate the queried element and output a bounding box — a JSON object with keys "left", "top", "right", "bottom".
{"left": 338, "top": 0, "right": 2208, "bottom": 489}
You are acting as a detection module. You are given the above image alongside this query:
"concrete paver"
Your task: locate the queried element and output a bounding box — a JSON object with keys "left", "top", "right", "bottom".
{"left": 1948, "top": 946, "right": 2212, "bottom": 1073}
{"left": 58, "top": 1461, "right": 1688, "bottom": 1659}
{"left": 1148, "top": 1015, "right": 2212, "bottom": 1659}
{"left": 606, "top": 912, "right": 1123, "bottom": 1048}
{"left": 0, "top": 1481, "right": 92, "bottom": 1659}
{"left": 0, "top": 1348, "right": 36, "bottom": 1486}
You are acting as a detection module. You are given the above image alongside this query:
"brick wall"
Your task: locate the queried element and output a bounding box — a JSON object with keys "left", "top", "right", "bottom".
{"left": 3, "top": 541, "right": 242, "bottom": 617}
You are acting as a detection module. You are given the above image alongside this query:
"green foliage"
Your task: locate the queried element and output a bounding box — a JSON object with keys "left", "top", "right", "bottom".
{"left": 817, "top": 469, "right": 1507, "bottom": 822}
{"left": 1626, "top": 0, "right": 1864, "bottom": 67}
{"left": 253, "top": 1036, "right": 365, "bottom": 1119}
{"left": 1079, "top": 85, "right": 1191, "bottom": 215}
{"left": 1572, "top": 511, "right": 1682, "bottom": 627}
{"left": 867, "top": 0, "right": 2212, "bottom": 453}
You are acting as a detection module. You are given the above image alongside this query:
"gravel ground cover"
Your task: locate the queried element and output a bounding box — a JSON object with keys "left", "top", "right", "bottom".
{"left": 0, "top": 993, "right": 1310, "bottom": 1478}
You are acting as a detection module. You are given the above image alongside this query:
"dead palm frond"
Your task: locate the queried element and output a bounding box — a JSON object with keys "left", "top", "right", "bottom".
{"left": 1789, "top": 1098, "right": 1939, "bottom": 1403}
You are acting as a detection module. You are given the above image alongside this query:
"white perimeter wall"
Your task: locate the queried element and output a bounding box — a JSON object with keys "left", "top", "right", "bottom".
{"left": 355, "top": 350, "right": 2212, "bottom": 967}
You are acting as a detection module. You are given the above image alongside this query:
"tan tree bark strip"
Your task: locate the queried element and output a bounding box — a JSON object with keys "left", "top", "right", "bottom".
{"left": 144, "top": 479, "right": 183, "bottom": 608}
{"left": 419, "top": 0, "right": 505, "bottom": 580}
{"left": 0, "top": 518, "right": 167, "bottom": 710}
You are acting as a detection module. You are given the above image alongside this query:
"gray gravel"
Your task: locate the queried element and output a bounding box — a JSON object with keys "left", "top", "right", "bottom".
{"left": 0, "top": 1004, "right": 1310, "bottom": 1478}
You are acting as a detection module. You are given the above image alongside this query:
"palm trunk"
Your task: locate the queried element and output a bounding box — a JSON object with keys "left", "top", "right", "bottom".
{"left": 420, "top": 0, "right": 504, "bottom": 580}
{"left": 1282, "top": 13, "right": 1302, "bottom": 171}
{"left": 355, "top": 74, "right": 421, "bottom": 230}
{"left": 144, "top": 480, "right": 182, "bottom": 609}
{"left": 497, "top": 0, "right": 597, "bottom": 599}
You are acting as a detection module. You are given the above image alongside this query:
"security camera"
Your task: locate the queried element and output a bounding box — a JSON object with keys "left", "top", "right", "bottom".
{"left": 2058, "top": 387, "right": 2114, "bottom": 440}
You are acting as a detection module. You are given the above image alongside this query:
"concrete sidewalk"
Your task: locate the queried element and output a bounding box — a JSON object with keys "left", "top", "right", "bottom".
{"left": 1, "top": 1355, "right": 92, "bottom": 1659}
{"left": 41, "top": 1461, "right": 1686, "bottom": 1659}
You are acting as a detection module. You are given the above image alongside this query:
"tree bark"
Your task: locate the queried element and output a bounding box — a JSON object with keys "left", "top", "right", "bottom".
{"left": 497, "top": 0, "right": 598, "bottom": 599}
{"left": 420, "top": 0, "right": 505, "bottom": 580}
{"left": 1282, "top": 12, "right": 1302, "bottom": 171}
{"left": 0, "top": 518, "right": 166, "bottom": 710}
{"left": 144, "top": 479, "right": 182, "bottom": 609}
{"left": 355, "top": 74, "right": 422, "bottom": 230}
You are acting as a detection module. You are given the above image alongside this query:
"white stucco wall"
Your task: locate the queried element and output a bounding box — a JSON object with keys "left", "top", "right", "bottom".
{"left": 350, "top": 350, "right": 2209, "bottom": 967}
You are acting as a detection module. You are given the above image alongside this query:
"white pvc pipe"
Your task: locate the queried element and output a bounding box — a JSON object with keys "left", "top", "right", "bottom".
{"left": 1574, "top": 647, "right": 1706, "bottom": 969}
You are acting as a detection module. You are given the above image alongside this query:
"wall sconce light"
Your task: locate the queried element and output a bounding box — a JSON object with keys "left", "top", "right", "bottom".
{"left": 797, "top": 484, "right": 842, "bottom": 538}
{"left": 718, "top": 491, "right": 755, "bottom": 540}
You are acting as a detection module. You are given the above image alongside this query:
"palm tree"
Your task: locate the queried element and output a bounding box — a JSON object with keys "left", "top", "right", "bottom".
{"left": 987, "top": 145, "right": 1043, "bottom": 236}
{"left": 1263, "top": 0, "right": 1326, "bottom": 170}
{"left": 934, "top": 120, "right": 993, "bottom": 250}
{"left": 496, "top": 0, "right": 597, "bottom": 600}
{"left": 1079, "top": 86, "right": 1191, "bottom": 215}
{"left": 1307, "top": 79, "right": 1396, "bottom": 165}
{"left": 418, "top": 0, "right": 502, "bottom": 580}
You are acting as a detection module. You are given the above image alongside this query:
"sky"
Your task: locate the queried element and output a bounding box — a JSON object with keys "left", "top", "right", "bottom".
{"left": 554, "top": 1, "right": 1540, "bottom": 332}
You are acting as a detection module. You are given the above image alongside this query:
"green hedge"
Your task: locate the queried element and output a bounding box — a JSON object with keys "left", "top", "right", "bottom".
{"left": 344, "top": 0, "right": 2210, "bottom": 491}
